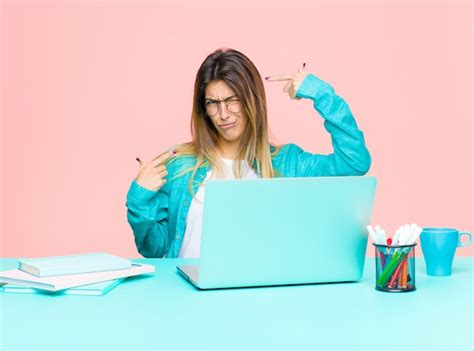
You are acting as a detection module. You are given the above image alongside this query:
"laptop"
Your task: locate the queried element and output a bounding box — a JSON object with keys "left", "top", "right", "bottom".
{"left": 177, "top": 176, "right": 377, "bottom": 289}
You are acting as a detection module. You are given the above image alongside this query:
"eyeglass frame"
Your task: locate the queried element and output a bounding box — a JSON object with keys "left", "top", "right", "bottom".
{"left": 204, "top": 94, "right": 243, "bottom": 117}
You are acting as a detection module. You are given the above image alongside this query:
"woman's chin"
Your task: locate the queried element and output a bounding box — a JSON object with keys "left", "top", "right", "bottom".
{"left": 219, "top": 131, "right": 241, "bottom": 142}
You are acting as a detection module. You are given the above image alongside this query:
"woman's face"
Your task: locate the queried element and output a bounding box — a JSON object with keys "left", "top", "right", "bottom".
{"left": 204, "top": 80, "right": 247, "bottom": 145}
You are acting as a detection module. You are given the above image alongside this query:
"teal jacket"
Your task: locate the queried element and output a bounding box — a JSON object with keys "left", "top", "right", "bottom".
{"left": 126, "top": 74, "right": 372, "bottom": 258}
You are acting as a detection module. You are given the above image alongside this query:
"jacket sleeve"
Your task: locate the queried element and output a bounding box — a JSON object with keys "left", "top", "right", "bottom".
{"left": 290, "top": 73, "right": 372, "bottom": 177}
{"left": 126, "top": 179, "right": 170, "bottom": 258}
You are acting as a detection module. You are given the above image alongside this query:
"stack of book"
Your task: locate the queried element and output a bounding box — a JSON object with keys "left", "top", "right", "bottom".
{"left": 0, "top": 252, "right": 155, "bottom": 296}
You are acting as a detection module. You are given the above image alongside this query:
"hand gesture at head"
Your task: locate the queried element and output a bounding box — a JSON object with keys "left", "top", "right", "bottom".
{"left": 265, "top": 63, "right": 308, "bottom": 100}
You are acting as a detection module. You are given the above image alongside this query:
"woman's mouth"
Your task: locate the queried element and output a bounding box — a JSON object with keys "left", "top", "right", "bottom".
{"left": 220, "top": 122, "right": 236, "bottom": 129}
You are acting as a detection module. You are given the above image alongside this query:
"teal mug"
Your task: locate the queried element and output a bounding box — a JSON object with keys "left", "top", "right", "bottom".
{"left": 420, "top": 227, "right": 472, "bottom": 276}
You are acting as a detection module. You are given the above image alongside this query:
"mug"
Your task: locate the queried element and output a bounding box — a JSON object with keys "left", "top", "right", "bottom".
{"left": 420, "top": 227, "right": 472, "bottom": 276}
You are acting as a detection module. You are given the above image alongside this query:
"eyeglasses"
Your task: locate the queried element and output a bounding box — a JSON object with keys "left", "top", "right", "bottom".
{"left": 204, "top": 95, "right": 243, "bottom": 117}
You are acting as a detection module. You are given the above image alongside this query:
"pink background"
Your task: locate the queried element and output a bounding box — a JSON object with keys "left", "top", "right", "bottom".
{"left": 1, "top": 0, "right": 472, "bottom": 258}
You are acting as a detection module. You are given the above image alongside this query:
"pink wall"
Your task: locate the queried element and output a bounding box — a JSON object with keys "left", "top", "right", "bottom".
{"left": 1, "top": 0, "right": 472, "bottom": 258}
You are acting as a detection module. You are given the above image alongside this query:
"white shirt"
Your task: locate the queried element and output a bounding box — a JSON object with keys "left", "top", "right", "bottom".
{"left": 178, "top": 157, "right": 259, "bottom": 258}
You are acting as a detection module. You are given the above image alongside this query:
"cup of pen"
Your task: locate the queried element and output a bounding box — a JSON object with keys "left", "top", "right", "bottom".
{"left": 374, "top": 243, "right": 416, "bottom": 292}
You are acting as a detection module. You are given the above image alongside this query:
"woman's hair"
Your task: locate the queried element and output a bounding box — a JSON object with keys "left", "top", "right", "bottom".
{"left": 168, "top": 48, "right": 281, "bottom": 196}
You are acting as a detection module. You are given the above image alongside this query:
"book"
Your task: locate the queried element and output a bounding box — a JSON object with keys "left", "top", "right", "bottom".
{"left": 0, "top": 263, "right": 155, "bottom": 291}
{"left": 18, "top": 252, "right": 132, "bottom": 277}
{"left": 0, "top": 278, "right": 124, "bottom": 296}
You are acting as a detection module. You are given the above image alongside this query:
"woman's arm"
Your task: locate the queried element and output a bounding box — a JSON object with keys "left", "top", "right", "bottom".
{"left": 290, "top": 73, "right": 372, "bottom": 176}
{"left": 126, "top": 179, "right": 170, "bottom": 258}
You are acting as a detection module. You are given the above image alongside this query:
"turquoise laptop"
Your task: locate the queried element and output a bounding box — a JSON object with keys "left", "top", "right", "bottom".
{"left": 177, "top": 176, "right": 377, "bottom": 289}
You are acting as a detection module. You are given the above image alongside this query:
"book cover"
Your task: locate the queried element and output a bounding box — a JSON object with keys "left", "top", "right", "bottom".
{"left": 18, "top": 252, "right": 132, "bottom": 277}
{"left": 0, "top": 263, "right": 155, "bottom": 291}
{"left": 0, "top": 278, "right": 124, "bottom": 296}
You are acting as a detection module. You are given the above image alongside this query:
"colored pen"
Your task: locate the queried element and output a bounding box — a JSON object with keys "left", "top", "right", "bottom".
{"left": 387, "top": 257, "right": 406, "bottom": 288}
{"left": 401, "top": 257, "right": 408, "bottom": 288}
{"left": 377, "top": 224, "right": 422, "bottom": 288}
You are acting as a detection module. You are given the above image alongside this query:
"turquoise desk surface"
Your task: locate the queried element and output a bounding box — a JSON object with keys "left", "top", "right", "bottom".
{"left": 1, "top": 258, "right": 472, "bottom": 351}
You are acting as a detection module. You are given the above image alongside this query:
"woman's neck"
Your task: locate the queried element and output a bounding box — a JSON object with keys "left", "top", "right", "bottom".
{"left": 217, "top": 141, "right": 240, "bottom": 160}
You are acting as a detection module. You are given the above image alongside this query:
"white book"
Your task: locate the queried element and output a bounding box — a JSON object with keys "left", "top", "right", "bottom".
{"left": 0, "top": 263, "right": 155, "bottom": 291}
{"left": 0, "top": 278, "right": 124, "bottom": 296}
{"left": 18, "top": 252, "right": 132, "bottom": 277}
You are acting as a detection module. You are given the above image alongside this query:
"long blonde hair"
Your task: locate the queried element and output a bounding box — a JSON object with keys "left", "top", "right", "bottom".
{"left": 168, "top": 48, "right": 282, "bottom": 196}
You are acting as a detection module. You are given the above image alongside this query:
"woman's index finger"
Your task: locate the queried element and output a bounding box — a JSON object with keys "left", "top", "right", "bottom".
{"left": 265, "top": 74, "right": 293, "bottom": 82}
{"left": 151, "top": 149, "right": 175, "bottom": 165}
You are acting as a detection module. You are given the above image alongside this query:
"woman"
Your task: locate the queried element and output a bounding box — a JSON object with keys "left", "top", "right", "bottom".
{"left": 126, "top": 48, "right": 371, "bottom": 258}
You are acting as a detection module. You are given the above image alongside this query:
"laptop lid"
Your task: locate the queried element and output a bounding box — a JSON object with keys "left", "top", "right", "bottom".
{"left": 195, "top": 176, "right": 377, "bottom": 289}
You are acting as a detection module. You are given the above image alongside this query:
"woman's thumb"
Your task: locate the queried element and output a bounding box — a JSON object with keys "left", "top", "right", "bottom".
{"left": 136, "top": 157, "right": 143, "bottom": 167}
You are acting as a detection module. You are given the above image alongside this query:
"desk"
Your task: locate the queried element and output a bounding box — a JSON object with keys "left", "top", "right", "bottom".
{"left": 1, "top": 258, "right": 472, "bottom": 350}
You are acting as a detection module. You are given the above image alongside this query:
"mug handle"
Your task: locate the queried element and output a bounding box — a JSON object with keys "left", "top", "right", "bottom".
{"left": 458, "top": 231, "right": 472, "bottom": 247}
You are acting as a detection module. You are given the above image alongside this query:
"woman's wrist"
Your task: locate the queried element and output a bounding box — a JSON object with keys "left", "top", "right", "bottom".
{"left": 127, "top": 179, "right": 158, "bottom": 204}
{"left": 295, "top": 73, "right": 332, "bottom": 101}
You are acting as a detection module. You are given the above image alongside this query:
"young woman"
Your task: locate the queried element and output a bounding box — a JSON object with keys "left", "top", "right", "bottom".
{"left": 126, "top": 48, "right": 371, "bottom": 258}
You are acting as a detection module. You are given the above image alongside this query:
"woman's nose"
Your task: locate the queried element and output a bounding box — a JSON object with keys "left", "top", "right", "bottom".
{"left": 218, "top": 102, "right": 230, "bottom": 119}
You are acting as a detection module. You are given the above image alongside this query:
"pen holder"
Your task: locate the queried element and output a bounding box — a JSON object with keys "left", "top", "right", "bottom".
{"left": 374, "top": 243, "right": 416, "bottom": 292}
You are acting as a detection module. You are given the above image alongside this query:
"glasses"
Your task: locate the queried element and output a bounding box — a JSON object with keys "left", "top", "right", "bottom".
{"left": 205, "top": 96, "right": 243, "bottom": 117}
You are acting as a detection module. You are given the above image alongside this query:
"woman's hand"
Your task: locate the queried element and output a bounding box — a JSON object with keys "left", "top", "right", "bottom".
{"left": 265, "top": 63, "right": 308, "bottom": 100}
{"left": 135, "top": 149, "right": 176, "bottom": 191}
